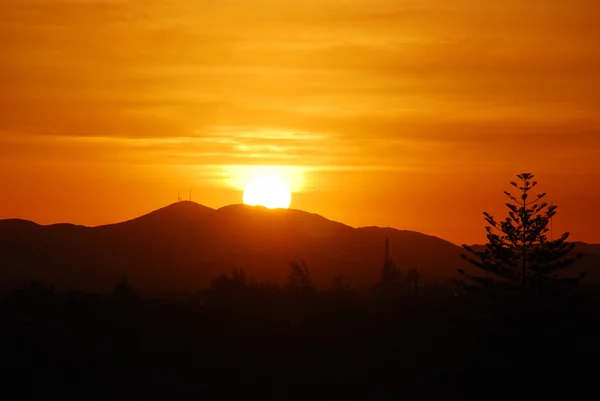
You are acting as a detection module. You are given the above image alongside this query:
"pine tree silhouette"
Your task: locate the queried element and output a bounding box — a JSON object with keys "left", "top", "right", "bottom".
{"left": 376, "top": 238, "right": 403, "bottom": 299}
{"left": 455, "top": 173, "right": 584, "bottom": 306}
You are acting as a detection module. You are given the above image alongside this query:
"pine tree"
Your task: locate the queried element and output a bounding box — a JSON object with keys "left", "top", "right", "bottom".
{"left": 456, "top": 173, "right": 584, "bottom": 306}
{"left": 375, "top": 238, "right": 403, "bottom": 299}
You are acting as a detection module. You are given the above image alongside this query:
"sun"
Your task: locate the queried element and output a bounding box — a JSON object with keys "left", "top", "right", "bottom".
{"left": 243, "top": 175, "right": 292, "bottom": 209}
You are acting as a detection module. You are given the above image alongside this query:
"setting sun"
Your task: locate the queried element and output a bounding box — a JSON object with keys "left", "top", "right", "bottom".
{"left": 243, "top": 175, "right": 292, "bottom": 209}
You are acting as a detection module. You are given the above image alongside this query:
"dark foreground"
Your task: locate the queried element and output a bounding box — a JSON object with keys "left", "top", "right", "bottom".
{"left": 2, "top": 282, "right": 600, "bottom": 401}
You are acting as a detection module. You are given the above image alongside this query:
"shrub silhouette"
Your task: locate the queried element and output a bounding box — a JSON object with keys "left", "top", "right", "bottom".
{"left": 286, "top": 260, "right": 314, "bottom": 294}
{"left": 209, "top": 269, "right": 248, "bottom": 292}
{"left": 330, "top": 275, "right": 353, "bottom": 295}
{"left": 405, "top": 268, "right": 420, "bottom": 294}
{"left": 112, "top": 277, "right": 138, "bottom": 302}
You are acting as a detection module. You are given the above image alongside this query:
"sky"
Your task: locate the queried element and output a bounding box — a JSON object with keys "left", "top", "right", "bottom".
{"left": 1, "top": 0, "right": 600, "bottom": 245}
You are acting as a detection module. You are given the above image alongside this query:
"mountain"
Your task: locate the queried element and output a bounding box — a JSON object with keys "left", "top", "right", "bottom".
{"left": 0, "top": 202, "right": 593, "bottom": 294}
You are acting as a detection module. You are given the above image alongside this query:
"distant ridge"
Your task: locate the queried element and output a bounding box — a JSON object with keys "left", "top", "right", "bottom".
{"left": 0, "top": 202, "right": 594, "bottom": 294}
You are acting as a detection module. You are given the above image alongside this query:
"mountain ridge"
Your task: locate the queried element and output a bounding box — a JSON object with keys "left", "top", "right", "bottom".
{"left": 0, "top": 201, "right": 595, "bottom": 294}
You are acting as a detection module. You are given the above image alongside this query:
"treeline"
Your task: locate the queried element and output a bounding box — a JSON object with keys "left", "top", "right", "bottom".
{"left": 0, "top": 269, "right": 469, "bottom": 401}
{"left": 2, "top": 266, "right": 600, "bottom": 400}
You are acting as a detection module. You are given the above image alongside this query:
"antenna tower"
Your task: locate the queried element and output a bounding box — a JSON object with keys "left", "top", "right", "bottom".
{"left": 177, "top": 193, "right": 181, "bottom": 202}
{"left": 189, "top": 188, "right": 192, "bottom": 202}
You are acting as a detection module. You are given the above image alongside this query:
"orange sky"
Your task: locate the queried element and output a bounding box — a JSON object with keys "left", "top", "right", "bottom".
{"left": 1, "top": 0, "right": 600, "bottom": 245}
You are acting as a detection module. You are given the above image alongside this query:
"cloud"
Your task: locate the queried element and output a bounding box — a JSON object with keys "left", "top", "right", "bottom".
{"left": 1, "top": 0, "right": 600, "bottom": 180}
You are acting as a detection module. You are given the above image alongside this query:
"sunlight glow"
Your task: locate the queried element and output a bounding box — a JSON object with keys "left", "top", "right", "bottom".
{"left": 223, "top": 165, "right": 305, "bottom": 192}
{"left": 243, "top": 175, "right": 292, "bottom": 209}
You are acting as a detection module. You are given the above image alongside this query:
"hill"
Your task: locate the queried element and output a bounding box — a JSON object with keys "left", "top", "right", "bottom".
{"left": 1, "top": 201, "right": 592, "bottom": 294}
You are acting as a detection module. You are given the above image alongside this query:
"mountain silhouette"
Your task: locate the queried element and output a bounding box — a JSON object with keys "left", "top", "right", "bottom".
{"left": 0, "top": 201, "right": 592, "bottom": 294}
